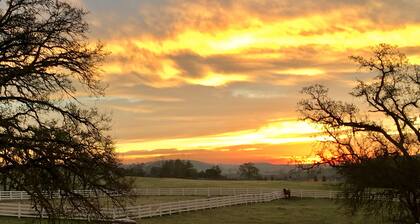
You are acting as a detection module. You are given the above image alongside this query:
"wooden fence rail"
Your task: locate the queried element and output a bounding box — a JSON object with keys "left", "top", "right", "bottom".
{"left": 105, "top": 191, "right": 285, "bottom": 220}
{"left": 0, "top": 188, "right": 339, "bottom": 201}
{"left": 0, "top": 189, "right": 340, "bottom": 220}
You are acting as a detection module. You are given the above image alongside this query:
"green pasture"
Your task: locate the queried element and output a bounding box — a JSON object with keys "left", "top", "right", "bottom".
{"left": 140, "top": 198, "right": 389, "bottom": 224}
{"left": 131, "top": 177, "right": 338, "bottom": 190}
{"left": 1, "top": 199, "right": 388, "bottom": 224}
{"left": 2, "top": 178, "right": 382, "bottom": 224}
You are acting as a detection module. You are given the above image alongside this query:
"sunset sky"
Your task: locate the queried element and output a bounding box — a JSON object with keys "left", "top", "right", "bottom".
{"left": 74, "top": 0, "right": 420, "bottom": 164}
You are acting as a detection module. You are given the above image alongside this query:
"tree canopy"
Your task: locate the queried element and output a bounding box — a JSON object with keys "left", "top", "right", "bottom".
{"left": 149, "top": 159, "right": 198, "bottom": 178}
{"left": 0, "top": 0, "right": 129, "bottom": 222}
{"left": 238, "top": 162, "right": 260, "bottom": 180}
{"left": 199, "top": 165, "right": 224, "bottom": 179}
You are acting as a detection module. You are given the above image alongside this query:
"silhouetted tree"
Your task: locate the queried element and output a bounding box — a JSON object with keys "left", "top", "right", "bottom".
{"left": 150, "top": 166, "right": 162, "bottom": 177}
{"left": 150, "top": 160, "right": 198, "bottom": 178}
{"left": 199, "top": 165, "right": 224, "bottom": 179}
{"left": 125, "top": 163, "right": 146, "bottom": 177}
{"left": 238, "top": 162, "right": 260, "bottom": 179}
{"left": 0, "top": 0, "right": 129, "bottom": 222}
{"left": 298, "top": 44, "right": 420, "bottom": 223}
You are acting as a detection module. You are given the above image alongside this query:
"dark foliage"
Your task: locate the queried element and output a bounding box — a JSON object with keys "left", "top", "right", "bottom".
{"left": 149, "top": 159, "right": 198, "bottom": 178}
{"left": 124, "top": 163, "right": 146, "bottom": 177}
{"left": 238, "top": 162, "right": 261, "bottom": 180}
{"left": 0, "top": 0, "right": 130, "bottom": 222}
{"left": 198, "top": 165, "right": 225, "bottom": 179}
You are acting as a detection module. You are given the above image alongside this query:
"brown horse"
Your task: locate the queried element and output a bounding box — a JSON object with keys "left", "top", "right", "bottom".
{"left": 283, "top": 188, "right": 291, "bottom": 199}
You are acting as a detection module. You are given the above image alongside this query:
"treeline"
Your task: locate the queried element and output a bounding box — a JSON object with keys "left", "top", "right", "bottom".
{"left": 123, "top": 160, "right": 340, "bottom": 181}
{"left": 124, "top": 159, "right": 225, "bottom": 179}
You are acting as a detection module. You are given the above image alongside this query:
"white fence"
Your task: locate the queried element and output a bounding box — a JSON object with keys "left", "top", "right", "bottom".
{"left": 131, "top": 188, "right": 281, "bottom": 197}
{"left": 105, "top": 191, "right": 285, "bottom": 220}
{"left": 0, "top": 188, "right": 339, "bottom": 201}
{"left": 0, "top": 189, "right": 340, "bottom": 220}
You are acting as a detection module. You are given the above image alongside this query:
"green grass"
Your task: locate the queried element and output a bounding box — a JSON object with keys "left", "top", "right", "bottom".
{"left": 0, "top": 179, "right": 348, "bottom": 224}
{"left": 139, "top": 199, "right": 390, "bottom": 224}
{"left": 131, "top": 177, "right": 338, "bottom": 190}
{"left": 0, "top": 217, "right": 86, "bottom": 224}
{"left": 1, "top": 199, "right": 390, "bottom": 224}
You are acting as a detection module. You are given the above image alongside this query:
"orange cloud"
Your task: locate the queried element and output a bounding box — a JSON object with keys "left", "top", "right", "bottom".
{"left": 117, "top": 142, "right": 317, "bottom": 165}
{"left": 76, "top": 0, "right": 420, "bottom": 164}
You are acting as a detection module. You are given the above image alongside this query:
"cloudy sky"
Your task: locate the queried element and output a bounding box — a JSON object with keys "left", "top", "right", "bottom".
{"left": 76, "top": 0, "right": 420, "bottom": 164}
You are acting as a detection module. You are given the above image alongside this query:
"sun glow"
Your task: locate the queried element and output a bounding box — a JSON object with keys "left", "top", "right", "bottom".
{"left": 188, "top": 73, "right": 249, "bottom": 86}
{"left": 116, "top": 120, "right": 324, "bottom": 153}
{"left": 275, "top": 68, "right": 325, "bottom": 76}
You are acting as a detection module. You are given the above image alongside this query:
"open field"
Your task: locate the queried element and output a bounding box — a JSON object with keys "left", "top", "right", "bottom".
{"left": 140, "top": 199, "right": 389, "bottom": 224}
{"left": 0, "top": 199, "right": 389, "bottom": 224}
{"left": 0, "top": 178, "right": 381, "bottom": 224}
{"left": 131, "top": 177, "right": 338, "bottom": 190}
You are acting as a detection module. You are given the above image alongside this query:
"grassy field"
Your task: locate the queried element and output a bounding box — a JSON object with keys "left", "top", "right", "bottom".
{"left": 139, "top": 198, "right": 389, "bottom": 224}
{"left": 1, "top": 178, "right": 367, "bottom": 224}
{"left": 131, "top": 177, "right": 338, "bottom": 190}
{"left": 0, "top": 199, "right": 389, "bottom": 224}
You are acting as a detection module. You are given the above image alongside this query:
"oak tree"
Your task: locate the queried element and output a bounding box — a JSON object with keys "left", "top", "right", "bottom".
{"left": 298, "top": 44, "right": 420, "bottom": 223}
{"left": 0, "top": 0, "right": 129, "bottom": 222}
{"left": 238, "top": 162, "right": 260, "bottom": 179}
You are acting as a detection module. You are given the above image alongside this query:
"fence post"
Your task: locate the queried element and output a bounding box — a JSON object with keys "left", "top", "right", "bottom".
{"left": 18, "top": 201, "right": 21, "bottom": 218}
{"left": 207, "top": 188, "right": 210, "bottom": 197}
{"left": 300, "top": 190, "right": 303, "bottom": 199}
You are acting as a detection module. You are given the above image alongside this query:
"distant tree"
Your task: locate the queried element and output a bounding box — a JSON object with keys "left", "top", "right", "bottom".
{"left": 238, "top": 162, "right": 260, "bottom": 179}
{"left": 125, "top": 163, "right": 146, "bottom": 176}
{"left": 199, "top": 165, "right": 224, "bottom": 179}
{"left": 150, "top": 160, "right": 198, "bottom": 178}
{"left": 298, "top": 44, "right": 420, "bottom": 223}
{"left": 150, "top": 166, "right": 162, "bottom": 177}
{"left": 0, "top": 0, "right": 130, "bottom": 222}
{"left": 321, "top": 176, "right": 327, "bottom": 182}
